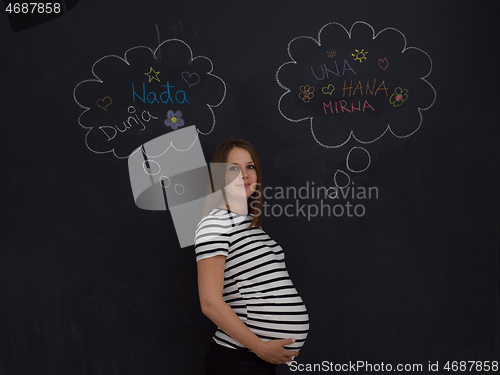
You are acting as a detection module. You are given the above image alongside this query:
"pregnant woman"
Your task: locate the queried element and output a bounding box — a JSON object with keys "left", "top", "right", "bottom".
{"left": 195, "top": 138, "right": 309, "bottom": 374}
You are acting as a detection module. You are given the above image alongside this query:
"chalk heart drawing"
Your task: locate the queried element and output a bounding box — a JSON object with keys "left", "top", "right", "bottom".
{"left": 97, "top": 96, "right": 112, "bottom": 111}
{"left": 182, "top": 72, "right": 200, "bottom": 88}
{"left": 378, "top": 58, "right": 389, "bottom": 70}
{"left": 322, "top": 84, "right": 335, "bottom": 95}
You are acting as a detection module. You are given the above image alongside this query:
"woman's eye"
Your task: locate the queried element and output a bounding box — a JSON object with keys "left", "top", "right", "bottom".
{"left": 229, "top": 166, "right": 239, "bottom": 171}
{"left": 247, "top": 165, "right": 255, "bottom": 169}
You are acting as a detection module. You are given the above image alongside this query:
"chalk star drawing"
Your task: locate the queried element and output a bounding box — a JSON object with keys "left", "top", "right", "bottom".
{"left": 327, "top": 50, "right": 337, "bottom": 58}
{"left": 144, "top": 67, "right": 161, "bottom": 82}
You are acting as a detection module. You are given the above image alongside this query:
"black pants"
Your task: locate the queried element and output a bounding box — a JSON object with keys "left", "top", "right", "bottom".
{"left": 204, "top": 341, "right": 277, "bottom": 375}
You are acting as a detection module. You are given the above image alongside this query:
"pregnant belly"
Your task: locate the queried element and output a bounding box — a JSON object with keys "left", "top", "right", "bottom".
{"left": 245, "top": 303, "right": 309, "bottom": 350}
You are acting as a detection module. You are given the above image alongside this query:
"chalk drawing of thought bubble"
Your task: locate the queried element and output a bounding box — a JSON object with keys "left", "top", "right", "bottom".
{"left": 276, "top": 22, "right": 436, "bottom": 148}
{"left": 73, "top": 39, "right": 226, "bottom": 158}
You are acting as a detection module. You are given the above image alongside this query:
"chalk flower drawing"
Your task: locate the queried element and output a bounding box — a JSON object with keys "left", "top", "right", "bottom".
{"left": 299, "top": 85, "right": 315, "bottom": 103}
{"left": 389, "top": 88, "right": 408, "bottom": 107}
{"left": 164, "top": 110, "right": 185, "bottom": 130}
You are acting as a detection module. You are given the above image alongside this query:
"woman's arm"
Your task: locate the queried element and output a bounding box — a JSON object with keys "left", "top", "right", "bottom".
{"left": 197, "top": 255, "right": 298, "bottom": 365}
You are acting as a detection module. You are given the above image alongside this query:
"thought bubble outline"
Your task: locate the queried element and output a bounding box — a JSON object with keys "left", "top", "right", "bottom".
{"left": 133, "top": 128, "right": 200, "bottom": 160}
{"left": 275, "top": 21, "right": 437, "bottom": 149}
{"left": 73, "top": 39, "right": 226, "bottom": 159}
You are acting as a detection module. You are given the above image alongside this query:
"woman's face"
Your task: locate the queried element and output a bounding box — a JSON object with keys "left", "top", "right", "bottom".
{"left": 225, "top": 147, "right": 258, "bottom": 200}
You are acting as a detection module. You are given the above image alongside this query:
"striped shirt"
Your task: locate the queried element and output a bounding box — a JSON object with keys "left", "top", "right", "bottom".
{"left": 194, "top": 208, "right": 309, "bottom": 351}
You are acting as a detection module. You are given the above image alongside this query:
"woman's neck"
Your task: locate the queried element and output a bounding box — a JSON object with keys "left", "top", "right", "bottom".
{"left": 218, "top": 200, "right": 248, "bottom": 215}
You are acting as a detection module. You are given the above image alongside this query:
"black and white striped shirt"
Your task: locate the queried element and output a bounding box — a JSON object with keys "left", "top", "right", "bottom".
{"left": 194, "top": 208, "right": 309, "bottom": 351}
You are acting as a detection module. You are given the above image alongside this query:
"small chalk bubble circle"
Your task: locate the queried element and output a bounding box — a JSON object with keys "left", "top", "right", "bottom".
{"left": 346, "top": 147, "right": 371, "bottom": 173}
{"left": 142, "top": 159, "right": 161, "bottom": 175}
{"left": 159, "top": 176, "right": 171, "bottom": 188}
{"left": 326, "top": 187, "right": 338, "bottom": 199}
{"left": 174, "top": 184, "right": 185, "bottom": 195}
{"left": 334, "top": 169, "right": 351, "bottom": 189}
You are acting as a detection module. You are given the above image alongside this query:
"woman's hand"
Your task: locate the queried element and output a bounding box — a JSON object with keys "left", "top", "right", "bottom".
{"left": 253, "top": 338, "right": 299, "bottom": 365}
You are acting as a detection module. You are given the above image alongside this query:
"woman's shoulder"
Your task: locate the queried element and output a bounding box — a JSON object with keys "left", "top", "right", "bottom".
{"left": 196, "top": 208, "right": 235, "bottom": 234}
{"left": 196, "top": 208, "right": 224, "bottom": 229}
{"left": 195, "top": 208, "right": 245, "bottom": 248}
{"left": 196, "top": 208, "right": 252, "bottom": 234}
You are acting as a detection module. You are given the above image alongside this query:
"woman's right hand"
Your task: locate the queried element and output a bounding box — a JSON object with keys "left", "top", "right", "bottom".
{"left": 254, "top": 338, "right": 299, "bottom": 365}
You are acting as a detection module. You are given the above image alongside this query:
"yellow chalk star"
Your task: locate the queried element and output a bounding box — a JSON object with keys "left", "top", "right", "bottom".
{"left": 144, "top": 67, "right": 161, "bottom": 82}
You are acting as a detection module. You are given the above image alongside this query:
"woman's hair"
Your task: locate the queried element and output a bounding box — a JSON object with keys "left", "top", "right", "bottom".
{"left": 205, "top": 138, "right": 263, "bottom": 229}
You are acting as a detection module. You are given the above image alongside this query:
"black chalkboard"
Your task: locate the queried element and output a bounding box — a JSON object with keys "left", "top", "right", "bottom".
{"left": 2, "top": 1, "right": 499, "bottom": 374}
